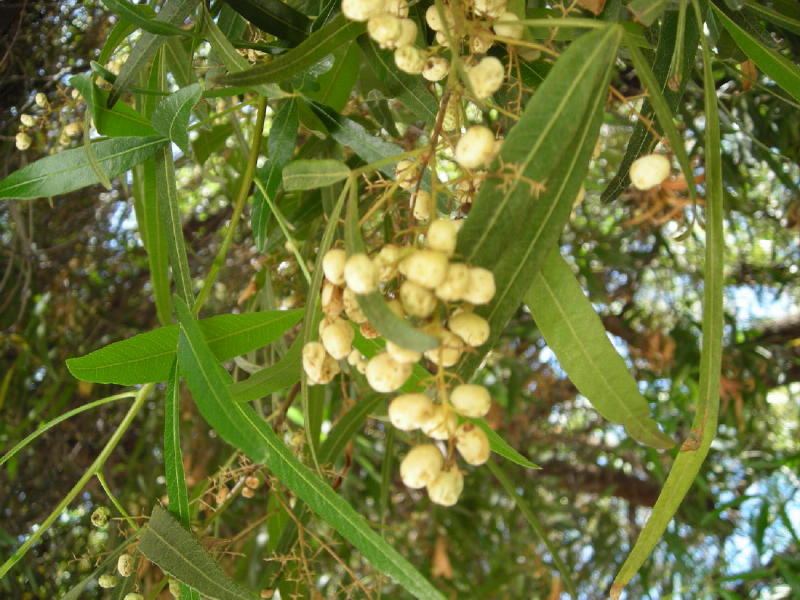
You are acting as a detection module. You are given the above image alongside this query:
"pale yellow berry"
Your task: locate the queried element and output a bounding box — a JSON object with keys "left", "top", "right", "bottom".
{"left": 448, "top": 311, "right": 490, "bottom": 346}
{"left": 321, "top": 281, "right": 344, "bottom": 317}
{"left": 245, "top": 475, "right": 260, "bottom": 489}
{"left": 385, "top": 0, "right": 408, "bottom": 17}
{"left": 374, "top": 244, "right": 401, "bottom": 281}
{"left": 435, "top": 262, "right": 470, "bottom": 302}
{"left": 322, "top": 248, "right": 347, "bottom": 285}
{"left": 343, "top": 287, "right": 368, "bottom": 323}
{"left": 399, "top": 249, "right": 449, "bottom": 289}
{"left": 368, "top": 13, "right": 403, "bottom": 48}
{"left": 421, "top": 404, "right": 457, "bottom": 440}
{"left": 399, "top": 280, "right": 438, "bottom": 318}
{"left": 365, "top": 352, "right": 412, "bottom": 392}
{"left": 386, "top": 340, "right": 422, "bottom": 363}
{"left": 347, "top": 348, "right": 363, "bottom": 366}
{"left": 629, "top": 153, "right": 671, "bottom": 190}
{"left": 422, "top": 56, "right": 450, "bottom": 82}
{"left": 473, "top": 0, "right": 507, "bottom": 18}
{"left": 64, "top": 122, "right": 82, "bottom": 137}
{"left": 426, "top": 219, "right": 458, "bottom": 256}
{"left": 395, "top": 18, "right": 418, "bottom": 47}
{"left": 435, "top": 31, "right": 448, "bottom": 45}
{"left": 242, "top": 486, "right": 255, "bottom": 498}
{"left": 455, "top": 126, "right": 496, "bottom": 169}
{"left": 423, "top": 329, "right": 464, "bottom": 367}
{"left": 455, "top": 423, "right": 490, "bottom": 465}
{"left": 394, "top": 46, "right": 426, "bottom": 74}
{"left": 15, "top": 131, "right": 32, "bottom": 150}
{"left": 425, "top": 4, "right": 453, "bottom": 31}
{"left": 124, "top": 594, "right": 144, "bottom": 600}
{"left": 396, "top": 159, "right": 418, "bottom": 190}
{"left": 35, "top": 92, "right": 48, "bottom": 108}
{"left": 400, "top": 444, "right": 443, "bottom": 488}
{"left": 344, "top": 253, "right": 378, "bottom": 294}
{"left": 99, "top": 574, "right": 118, "bottom": 589}
{"left": 320, "top": 318, "right": 355, "bottom": 360}
{"left": 341, "top": 0, "right": 385, "bottom": 21}
{"left": 427, "top": 465, "right": 464, "bottom": 506}
{"left": 20, "top": 114, "right": 35, "bottom": 127}
{"left": 463, "top": 266, "right": 496, "bottom": 305}
{"left": 303, "top": 341, "right": 340, "bottom": 384}
{"left": 389, "top": 393, "right": 435, "bottom": 430}
{"left": 117, "top": 553, "right": 134, "bottom": 577}
{"left": 412, "top": 189, "right": 433, "bottom": 221}
{"left": 467, "top": 56, "right": 505, "bottom": 99}
{"left": 493, "top": 11, "right": 523, "bottom": 39}
{"left": 450, "top": 384, "right": 491, "bottom": 417}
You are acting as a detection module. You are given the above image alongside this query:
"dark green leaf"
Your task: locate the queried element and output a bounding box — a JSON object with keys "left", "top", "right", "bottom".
{"left": 70, "top": 74, "right": 158, "bottom": 138}
{"left": 66, "top": 309, "right": 302, "bottom": 384}
{"left": 152, "top": 83, "right": 203, "bottom": 154}
{"left": 0, "top": 136, "right": 166, "bottom": 200}
{"left": 229, "top": 338, "right": 302, "bottom": 402}
{"left": 193, "top": 123, "right": 234, "bottom": 165}
{"left": 469, "top": 419, "right": 540, "bottom": 469}
{"left": 102, "top": 0, "right": 198, "bottom": 38}
{"left": 628, "top": 0, "right": 668, "bottom": 26}
{"left": 305, "top": 40, "right": 360, "bottom": 111}
{"left": 221, "top": 0, "right": 310, "bottom": 45}
{"left": 282, "top": 159, "right": 350, "bottom": 190}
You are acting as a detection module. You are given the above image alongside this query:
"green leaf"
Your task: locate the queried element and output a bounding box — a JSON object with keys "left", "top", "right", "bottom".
{"left": 612, "top": 3, "right": 724, "bottom": 591}
{"left": 470, "top": 419, "right": 540, "bottom": 469}
{"left": 454, "top": 25, "right": 623, "bottom": 382}
{"left": 102, "top": 0, "right": 198, "bottom": 38}
{"left": 61, "top": 534, "right": 141, "bottom": 600}
{"left": 98, "top": 18, "right": 137, "bottom": 64}
{"left": 109, "top": 0, "right": 201, "bottom": 106}
{"left": 744, "top": 0, "right": 800, "bottom": 36}
{"left": 193, "top": 123, "right": 234, "bottom": 165}
{"left": 218, "top": 14, "right": 364, "bottom": 87}
{"left": 229, "top": 338, "right": 302, "bottom": 402}
{"left": 139, "top": 505, "right": 261, "bottom": 600}
{"left": 628, "top": 0, "right": 668, "bottom": 26}
{"left": 66, "top": 309, "right": 303, "bottom": 384}
{"left": 221, "top": 0, "right": 310, "bottom": 45}
{"left": 282, "top": 159, "right": 350, "bottom": 190}
{"left": 344, "top": 187, "right": 439, "bottom": 353}
{"left": 70, "top": 74, "right": 158, "bottom": 138}
{"left": 319, "top": 395, "right": 384, "bottom": 463}
{"left": 152, "top": 83, "right": 203, "bottom": 154}
{"left": 525, "top": 249, "right": 674, "bottom": 449}
{"left": 712, "top": 2, "right": 800, "bottom": 103}
{"left": 173, "top": 296, "right": 445, "bottom": 600}
{"left": 305, "top": 40, "right": 360, "bottom": 111}
{"left": 0, "top": 136, "right": 166, "bottom": 200}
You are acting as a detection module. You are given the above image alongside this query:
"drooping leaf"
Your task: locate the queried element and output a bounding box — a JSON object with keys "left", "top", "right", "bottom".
{"left": 152, "top": 83, "right": 203, "bottom": 154}
{"left": 221, "top": 0, "right": 310, "bottom": 45}
{"left": 229, "top": 338, "right": 302, "bottom": 402}
{"left": 66, "top": 309, "right": 302, "bottom": 384}
{"left": 139, "top": 505, "right": 260, "bottom": 600}
{"left": 525, "top": 249, "right": 674, "bottom": 449}
{"left": 70, "top": 74, "right": 158, "bottom": 138}
{"left": 0, "top": 136, "right": 166, "bottom": 200}
{"left": 469, "top": 419, "right": 540, "bottom": 469}
{"left": 282, "top": 159, "right": 350, "bottom": 190}
{"left": 217, "top": 14, "right": 364, "bottom": 87}
{"left": 173, "top": 296, "right": 445, "bottom": 600}
{"left": 454, "top": 25, "right": 623, "bottom": 382}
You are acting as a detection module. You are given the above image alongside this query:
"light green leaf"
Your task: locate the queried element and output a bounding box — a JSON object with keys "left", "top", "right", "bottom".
{"left": 0, "top": 136, "right": 166, "bottom": 200}
{"left": 469, "top": 419, "right": 540, "bottom": 469}
{"left": 305, "top": 40, "right": 361, "bottom": 111}
{"left": 66, "top": 309, "right": 303, "bottom": 384}
{"left": 526, "top": 249, "right": 674, "bottom": 449}
{"left": 152, "top": 83, "right": 203, "bottom": 154}
{"left": 629, "top": 0, "right": 668, "bottom": 26}
{"left": 139, "top": 505, "right": 260, "bottom": 600}
{"left": 282, "top": 159, "right": 350, "bottom": 190}
{"left": 173, "top": 296, "right": 445, "bottom": 600}
{"left": 70, "top": 74, "right": 158, "bottom": 138}
{"left": 454, "top": 25, "right": 623, "bottom": 382}
{"left": 229, "top": 338, "right": 302, "bottom": 402}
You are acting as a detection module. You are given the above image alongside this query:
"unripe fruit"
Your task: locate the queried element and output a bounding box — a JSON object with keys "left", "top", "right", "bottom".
{"left": 124, "top": 594, "right": 144, "bottom": 600}
{"left": 423, "top": 329, "right": 464, "bottom": 367}
{"left": 395, "top": 18, "right": 418, "bottom": 47}
{"left": 400, "top": 280, "right": 438, "bottom": 318}
{"left": 321, "top": 281, "right": 344, "bottom": 316}
{"left": 425, "top": 4, "right": 453, "bottom": 31}
{"left": 394, "top": 46, "right": 426, "bottom": 74}
{"left": 347, "top": 349, "right": 363, "bottom": 366}
{"left": 15, "top": 132, "right": 32, "bottom": 150}
{"left": 493, "top": 11, "right": 523, "bottom": 39}
{"left": 20, "top": 114, "right": 35, "bottom": 127}
{"left": 242, "top": 486, "right": 255, "bottom": 498}
{"left": 91, "top": 506, "right": 111, "bottom": 528}
{"left": 427, "top": 465, "right": 464, "bottom": 506}
{"left": 374, "top": 244, "right": 401, "bottom": 281}
{"left": 396, "top": 159, "right": 418, "bottom": 190}
{"left": 117, "top": 553, "right": 134, "bottom": 577}
{"left": 455, "top": 126, "right": 496, "bottom": 169}
{"left": 399, "top": 249, "right": 449, "bottom": 289}
{"left": 99, "top": 574, "right": 118, "bottom": 589}
{"left": 448, "top": 311, "right": 490, "bottom": 346}
{"left": 365, "top": 352, "right": 412, "bottom": 392}
{"left": 64, "top": 122, "right": 82, "bottom": 137}
{"left": 435, "top": 31, "right": 448, "bottom": 45}
{"left": 466, "top": 56, "right": 505, "bottom": 99}
{"left": 343, "top": 287, "right": 368, "bottom": 323}
{"left": 629, "top": 153, "right": 671, "bottom": 190}
{"left": 421, "top": 404, "right": 457, "bottom": 439}
{"left": 412, "top": 189, "right": 433, "bottom": 221}
{"left": 400, "top": 444, "right": 443, "bottom": 488}
{"left": 426, "top": 219, "right": 458, "bottom": 256}
{"left": 368, "top": 13, "right": 403, "bottom": 48}
{"left": 320, "top": 318, "right": 355, "bottom": 360}
{"left": 455, "top": 423, "right": 490, "bottom": 465}
{"left": 385, "top": 0, "right": 408, "bottom": 17}
{"left": 389, "top": 393, "right": 435, "bottom": 430}
{"left": 386, "top": 340, "right": 422, "bottom": 363}
{"left": 35, "top": 92, "right": 48, "bottom": 108}
{"left": 245, "top": 475, "right": 261, "bottom": 489}
{"left": 422, "top": 56, "right": 449, "bottom": 82}
{"left": 470, "top": 31, "right": 494, "bottom": 54}
{"left": 450, "top": 384, "right": 491, "bottom": 417}
{"left": 303, "top": 341, "right": 340, "bottom": 384}
{"left": 435, "top": 262, "right": 470, "bottom": 302}
{"left": 341, "top": 0, "right": 386, "bottom": 21}
{"left": 344, "top": 253, "right": 378, "bottom": 294}
{"left": 322, "top": 248, "right": 347, "bottom": 285}
{"left": 463, "top": 266, "right": 496, "bottom": 304}
{"left": 473, "top": 0, "right": 507, "bottom": 18}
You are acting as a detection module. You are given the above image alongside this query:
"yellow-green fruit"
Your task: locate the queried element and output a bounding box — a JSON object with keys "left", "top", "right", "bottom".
{"left": 427, "top": 465, "right": 464, "bottom": 506}
{"left": 400, "top": 444, "right": 443, "bottom": 488}
{"left": 455, "top": 423, "right": 490, "bottom": 465}
{"left": 450, "top": 384, "right": 491, "bottom": 418}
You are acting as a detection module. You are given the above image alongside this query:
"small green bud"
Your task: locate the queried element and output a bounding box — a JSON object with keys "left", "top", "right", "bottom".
{"left": 91, "top": 506, "right": 111, "bottom": 529}
{"left": 98, "top": 574, "right": 118, "bottom": 589}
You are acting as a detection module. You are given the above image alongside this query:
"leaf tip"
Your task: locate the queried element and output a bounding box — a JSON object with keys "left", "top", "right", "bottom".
{"left": 610, "top": 583, "right": 624, "bottom": 600}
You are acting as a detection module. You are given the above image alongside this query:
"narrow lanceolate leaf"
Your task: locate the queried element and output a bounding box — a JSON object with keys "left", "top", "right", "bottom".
{"left": 525, "top": 249, "right": 674, "bottom": 449}
{"left": 109, "top": 0, "right": 200, "bottom": 106}
{"left": 139, "top": 505, "right": 260, "bottom": 600}
{"left": 221, "top": 0, "right": 310, "bottom": 45}
{"left": 470, "top": 419, "right": 540, "bottom": 469}
{"left": 66, "top": 309, "right": 302, "bottom": 384}
{"left": 0, "top": 137, "right": 165, "bottom": 200}
{"left": 454, "top": 25, "right": 623, "bottom": 382}
{"left": 218, "top": 14, "right": 364, "bottom": 87}
{"left": 305, "top": 41, "right": 360, "bottom": 111}
{"left": 612, "top": 6, "right": 724, "bottom": 592}
{"left": 173, "top": 296, "right": 445, "bottom": 600}
{"left": 712, "top": 2, "right": 800, "bottom": 103}
{"left": 282, "top": 159, "right": 350, "bottom": 191}
{"left": 102, "top": 0, "right": 198, "bottom": 38}
{"left": 628, "top": 0, "right": 668, "bottom": 26}
{"left": 345, "top": 188, "right": 439, "bottom": 352}
{"left": 152, "top": 83, "right": 203, "bottom": 154}
{"left": 70, "top": 74, "right": 158, "bottom": 138}
{"left": 229, "top": 338, "right": 302, "bottom": 402}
